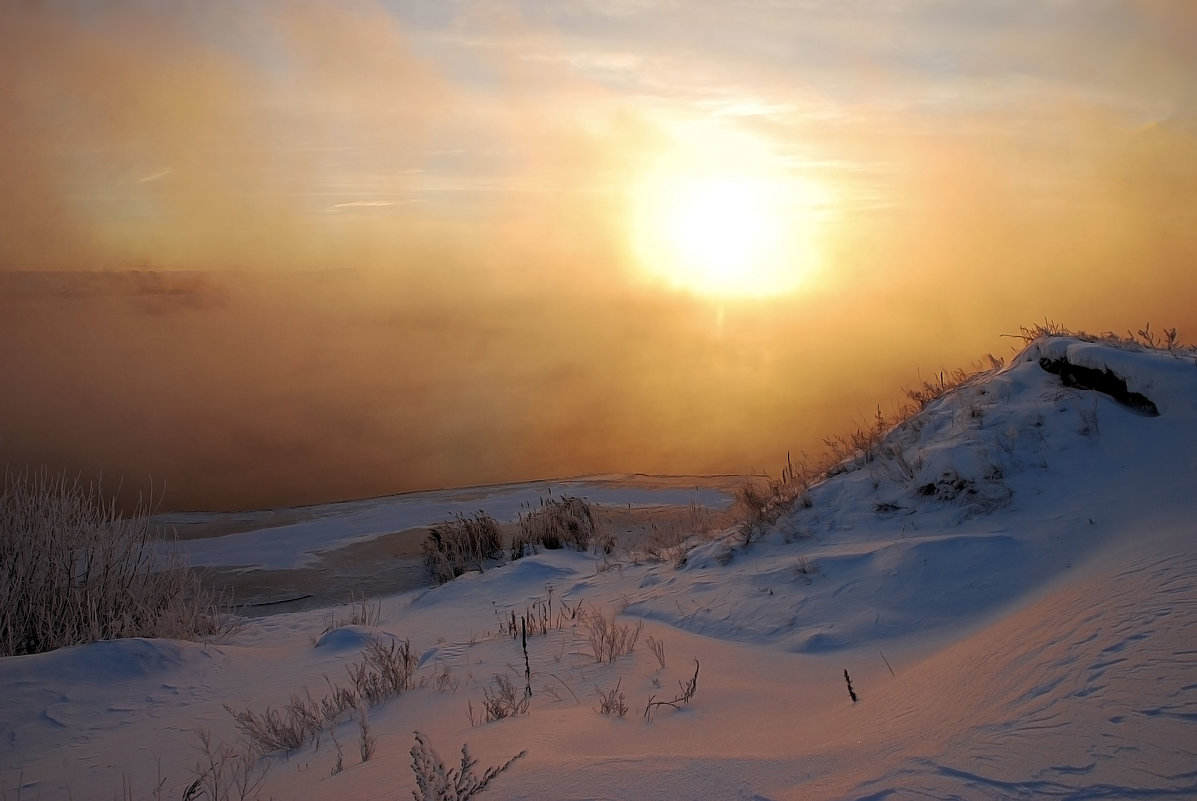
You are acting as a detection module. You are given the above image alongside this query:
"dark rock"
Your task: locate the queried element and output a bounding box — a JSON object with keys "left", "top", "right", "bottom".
{"left": 1038, "top": 356, "right": 1159, "bottom": 416}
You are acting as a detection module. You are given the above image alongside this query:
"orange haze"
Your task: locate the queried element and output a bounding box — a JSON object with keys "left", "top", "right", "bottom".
{"left": 2, "top": 1, "right": 1194, "bottom": 510}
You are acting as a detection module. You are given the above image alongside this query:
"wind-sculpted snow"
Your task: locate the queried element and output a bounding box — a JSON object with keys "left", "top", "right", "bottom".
{"left": 623, "top": 532, "right": 1039, "bottom": 652}
{"left": 839, "top": 533, "right": 1197, "bottom": 800}
{"left": 314, "top": 625, "right": 405, "bottom": 652}
{"left": 0, "top": 637, "right": 206, "bottom": 684}
{"left": 0, "top": 639, "right": 223, "bottom": 759}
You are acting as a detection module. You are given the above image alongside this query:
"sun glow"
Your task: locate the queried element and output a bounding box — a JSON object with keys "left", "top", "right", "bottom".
{"left": 629, "top": 128, "right": 827, "bottom": 298}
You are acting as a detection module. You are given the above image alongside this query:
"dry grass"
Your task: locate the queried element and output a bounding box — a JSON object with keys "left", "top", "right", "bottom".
{"left": 594, "top": 678, "right": 628, "bottom": 717}
{"left": 494, "top": 584, "right": 582, "bottom": 639}
{"left": 645, "top": 635, "right": 666, "bottom": 670}
{"left": 468, "top": 673, "right": 529, "bottom": 726}
{"left": 319, "top": 594, "right": 382, "bottom": 636}
{"left": 736, "top": 452, "right": 820, "bottom": 544}
{"left": 423, "top": 512, "right": 504, "bottom": 585}
{"left": 182, "top": 728, "right": 269, "bottom": 801}
{"left": 634, "top": 521, "right": 691, "bottom": 567}
{"left": 348, "top": 637, "right": 418, "bottom": 705}
{"left": 357, "top": 704, "right": 375, "bottom": 763}
{"left": 225, "top": 698, "right": 314, "bottom": 753}
{"left": 901, "top": 354, "right": 1003, "bottom": 416}
{"left": 581, "top": 606, "right": 643, "bottom": 663}
{"left": 228, "top": 636, "right": 416, "bottom": 754}
{"left": 513, "top": 495, "right": 597, "bottom": 556}
{"left": 1009, "top": 318, "right": 1194, "bottom": 356}
{"left": 0, "top": 468, "right": 228, "bottom": 656}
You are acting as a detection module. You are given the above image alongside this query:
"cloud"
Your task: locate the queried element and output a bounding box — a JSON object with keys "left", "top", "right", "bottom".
{"left": 0, "top": 1, "right": 449, "bottom": 270}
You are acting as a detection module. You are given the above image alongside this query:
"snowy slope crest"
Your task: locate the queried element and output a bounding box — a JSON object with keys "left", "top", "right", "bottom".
{"left": 629, "top": 336, "right": 1197, "bottom": 652}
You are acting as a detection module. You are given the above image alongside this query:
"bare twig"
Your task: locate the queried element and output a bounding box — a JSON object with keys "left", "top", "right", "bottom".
{"left": 644, "top": 660, "right": 699, "bottom": 720}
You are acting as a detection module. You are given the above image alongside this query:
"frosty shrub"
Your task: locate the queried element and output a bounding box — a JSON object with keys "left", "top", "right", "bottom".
{"left": 410, "top": 731, "right": 525, "bottom": 801}
{"left": 423, "top": 512, "right": 504, "bottom": 585}
{"left": 513, "top": 495, "right": 596, "bottom": 556}
{"left": 0, "top": 468, "right": 224, "bottom": 656}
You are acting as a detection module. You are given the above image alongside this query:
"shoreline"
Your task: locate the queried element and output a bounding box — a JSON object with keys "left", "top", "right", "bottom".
{"left": 199, "top": 499, "right": 737, "bottom": 616}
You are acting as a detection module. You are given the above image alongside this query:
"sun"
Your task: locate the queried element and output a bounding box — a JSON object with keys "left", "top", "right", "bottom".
{"left": 658, "top": 172, "right": 785, "bottom": 293}
{"left": 628, "top": 129, "right": 825, "bottom": 298}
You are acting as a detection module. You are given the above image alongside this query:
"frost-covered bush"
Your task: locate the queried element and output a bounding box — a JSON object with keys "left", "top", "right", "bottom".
{"left": 410, "top": 731, "right": 525, "bottom": 801}
{"left": 0, "top": 468, "right": 222, "bottom": 656}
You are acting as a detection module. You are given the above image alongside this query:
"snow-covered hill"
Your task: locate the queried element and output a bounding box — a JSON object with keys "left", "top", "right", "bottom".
{"left": 3, "top": 335, "right": 1195, "bottom": 800}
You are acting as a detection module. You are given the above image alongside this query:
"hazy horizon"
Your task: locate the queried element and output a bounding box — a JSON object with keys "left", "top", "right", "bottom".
{"left": 2, "top": 1, "right": 1194, "bottom": 511}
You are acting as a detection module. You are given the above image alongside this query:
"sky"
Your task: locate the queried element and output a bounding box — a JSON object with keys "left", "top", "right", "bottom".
{"left": 2, "top": 0, "right": 1195, "bottom": 510}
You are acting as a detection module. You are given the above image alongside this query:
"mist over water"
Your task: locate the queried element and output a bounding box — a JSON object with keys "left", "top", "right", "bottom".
{"left": 0, "top": 269, "right": 949, "bottom": 511}
{"left": 5, "top": 263, "right": 1192, "bottom": 513}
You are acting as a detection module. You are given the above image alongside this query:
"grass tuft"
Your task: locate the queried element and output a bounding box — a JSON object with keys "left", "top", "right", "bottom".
{"left": 469, "top": 673, "right": 529, "bottom": 725}
{"left": 736, "top": 452, "right": 818, "bottom": 544}
{"left": 423, "top": 512, "right": 504, "bottom": 585}
{"left": 319, "top": 594, "right": 382, "bottom": 635}
{"left": 182, "top": 728, "right": 269, "bottom": 801}
{"left": 581, "top": 606, "right": 643, "bottom": 663}
{"left": 228, "top": 635, "right": 415, "bottom": 755}
{"left": 594, "top": 678, "right": 628, "bottom": 717}
{"left": 514, "top": 495, "right": 597, "bottom": 555}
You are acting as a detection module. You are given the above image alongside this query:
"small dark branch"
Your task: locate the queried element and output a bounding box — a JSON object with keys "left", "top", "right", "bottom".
{"left": 1162, "top": 326, "right": 1180, "bottom": 354}
{"left": 880, "top": 651, "right": 895, "bottom": 677}
{"left": 844, "top": 668, "right": 858, "bottom": 703}
{"left": 644, "top": 660, "right": 700, "bottom": 720}
{"left": 521, "top": 617, "right": 531, "bottom": 699}
{"left": 1135, "top": 322, "right": 1158, "bottom": 349}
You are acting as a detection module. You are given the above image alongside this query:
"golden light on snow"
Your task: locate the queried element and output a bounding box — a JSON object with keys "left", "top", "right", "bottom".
{"left": 628, "top": 127, "right": 828, "bottom": 299}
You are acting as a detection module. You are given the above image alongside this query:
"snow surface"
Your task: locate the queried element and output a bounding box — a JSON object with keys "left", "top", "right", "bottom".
{"left": 3, "top": 337, "right": 1196, "bottom": 800}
